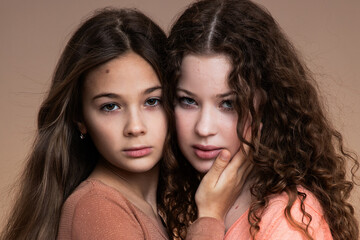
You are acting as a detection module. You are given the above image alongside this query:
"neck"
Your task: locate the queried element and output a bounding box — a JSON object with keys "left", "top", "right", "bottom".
{"left": 225, "top": 177, "right": 253, "bottom": 231}
{"left": 89, "top": 160, "right": 160, "bottom": 214}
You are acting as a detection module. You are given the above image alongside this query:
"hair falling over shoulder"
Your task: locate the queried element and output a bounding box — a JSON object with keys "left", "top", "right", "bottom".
{"left": 161, "top": 0, "right": 359, "bottom": 239}
{"left": 1, "top": 8, "right": 167, "bottom": 240}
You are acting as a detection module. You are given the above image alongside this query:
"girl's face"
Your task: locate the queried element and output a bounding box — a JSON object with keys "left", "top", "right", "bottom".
{"left": 78, "top": 52, "right": 167, "bottom": 173}
{"left": 175, "top": 54, "right": 241, "bottom": 173}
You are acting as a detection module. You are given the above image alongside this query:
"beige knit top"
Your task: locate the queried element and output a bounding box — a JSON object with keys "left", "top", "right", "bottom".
{"left": 57, "top": 179, "right": 225, "bottom": 240}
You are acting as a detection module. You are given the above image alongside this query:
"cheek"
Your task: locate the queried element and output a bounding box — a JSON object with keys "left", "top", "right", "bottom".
{"left": 83, "top": 109, "right": 120, "bottom": 146}
{"left": 86, "top": 119, "right": 116, "bottom": 148}
{"left": 175, "top": 108, "right": 194, "bottom": 138}
{"left": 147, "top": 110, "right": 168, "bottom": 141}
{"left": 85, "top": 124, "right": 115, "bottom": 160}
{"left": 221, "top": 114, "right": 241, "bottom": 151}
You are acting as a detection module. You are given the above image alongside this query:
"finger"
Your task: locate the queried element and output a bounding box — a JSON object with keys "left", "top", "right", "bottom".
{"left": 216, "top": 151, "right": 246, "bottom": 186}
{"left": 217, "top": 151, "right": 253, "bottom": 189}
{"left": 227, "top": 149, "right": 246, "bottom": 170}
{"left": 217, "top": 126, "right": 253, "bottom": 185}
{"left": 212, "top": 122, "right": 255, "bottom": 186}
{"left": 202, "top": 149, "right": 231, "bottom": 185}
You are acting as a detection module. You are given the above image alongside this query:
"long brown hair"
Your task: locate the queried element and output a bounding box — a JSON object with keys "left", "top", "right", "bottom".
{"left": 1, "top": 8, "right": 167, "bottom": 240}
{"left": 162, "top": 0, "right": 359, "bottom": 239}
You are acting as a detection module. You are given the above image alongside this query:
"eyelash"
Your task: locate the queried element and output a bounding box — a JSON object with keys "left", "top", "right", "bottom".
{"left": 144, "top": 97, "right": 162, "bottom": 108}
{"left": 177, "top": 96, "right": 234, "bottom": 111}
{"left": 220, "top": 100, "right": 234, "bottom": 111}
{"left": 101, "top": 103, "right": 120, "bottom": 112}
{"left": 178, "top": 96, "right": 197, "bottom": 108}
{"left": 100, "top": 97, "right": 162, "bottom": 112}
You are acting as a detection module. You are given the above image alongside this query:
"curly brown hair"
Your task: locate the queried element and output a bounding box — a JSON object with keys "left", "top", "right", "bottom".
{"left": 160, "top": 0, "right": 359, "bottom": 239}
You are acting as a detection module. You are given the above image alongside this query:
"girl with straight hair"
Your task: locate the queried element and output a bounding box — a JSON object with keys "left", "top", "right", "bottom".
{"left": 163, "top": 0, "right": 359, "bottom": 239}
{"left": 1, "top": 7, "right": 250, "bottom": 240}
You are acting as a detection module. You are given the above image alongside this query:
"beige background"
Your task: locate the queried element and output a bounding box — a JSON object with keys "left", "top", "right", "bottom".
{"left": 1, "top": 0, "right": 359, "bottom": 230}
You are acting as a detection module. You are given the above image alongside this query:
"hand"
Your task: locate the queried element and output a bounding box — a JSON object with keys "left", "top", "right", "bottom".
{"left": 195, "top": 126, "right": 254, "bottom": 222}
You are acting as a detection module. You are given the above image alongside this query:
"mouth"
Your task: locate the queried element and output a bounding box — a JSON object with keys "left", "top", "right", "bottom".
{"left": 192, "top": 144, "right": 223, "bottom": 160}
{"left": 123, "top": 146, "right": 153, "bottom": 158}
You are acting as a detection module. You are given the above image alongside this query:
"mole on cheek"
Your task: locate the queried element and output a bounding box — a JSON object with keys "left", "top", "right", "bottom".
{"left": 105, "top": 69, "right": 110, "bottom": 73}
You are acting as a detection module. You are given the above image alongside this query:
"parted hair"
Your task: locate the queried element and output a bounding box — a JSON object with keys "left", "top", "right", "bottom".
{"left": 1, "top": 8, "right": 167, "bottom": 240}
{"left": 161, "top": 0, "right": 359, "bottom": 239}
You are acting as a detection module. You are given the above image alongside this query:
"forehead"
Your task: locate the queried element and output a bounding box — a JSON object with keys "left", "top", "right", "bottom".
{"left": 179, "top": 54, "right": 232, "bottom": 92}
{"left": 83, "top": 52, "right": 160, "bottom": 95}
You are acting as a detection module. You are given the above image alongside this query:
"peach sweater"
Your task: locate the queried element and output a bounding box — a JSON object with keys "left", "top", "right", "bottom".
{"left": 224, "top": 187, "right": 333, "bottom": 240}
{"left": 57, "top": 179, "right": 225, "bottom": 240}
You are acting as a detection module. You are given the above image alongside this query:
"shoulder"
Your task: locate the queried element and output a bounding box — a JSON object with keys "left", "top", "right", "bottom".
{"left": 265, "top": 186, "right": 326, "bottom": 224}
{"left": 256, "top": 186, "right": 333, "bottom": 240}
{"left": 266, "top": 186, "right": 324, "bottom": 214}
{"left": 61, "top": 179, "right": 136, "bottom": 217}
{"left": 57, "top": 179, "right": 143, "bottom": 239}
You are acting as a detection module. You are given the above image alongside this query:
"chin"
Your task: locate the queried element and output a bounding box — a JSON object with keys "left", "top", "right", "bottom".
{"left": 142, "top": 163, "right": 160, "bottom": 172}
{"left": 191, "top": 160, "right": 215, "bottom": 174}
{"left": 125, "top": 160, "right": 159, "bottom": 173}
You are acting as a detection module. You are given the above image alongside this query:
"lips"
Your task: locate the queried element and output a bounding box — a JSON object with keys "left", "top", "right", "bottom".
{"left": 192, "top": 144, "right": 222, "bottom": 160}
{"left": 123, "top": 146, "right": 152, "bottom": 158}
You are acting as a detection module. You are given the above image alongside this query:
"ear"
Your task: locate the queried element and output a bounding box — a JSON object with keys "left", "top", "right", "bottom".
{"left": 76, "top": 121, "right": 87, "bottom": 134}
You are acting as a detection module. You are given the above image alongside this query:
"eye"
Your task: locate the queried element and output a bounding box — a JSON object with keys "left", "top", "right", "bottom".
{"left": 145, "top": 97, "right": 161, "bottom": 107}
{"left": 178, "top": 96, "right": 197, "bottom": 108}
{"left": 220, "top": 100, "right": 234, "bottom": 111}
{"left": 101, "top": 103, "right": 120, "bottom": 112}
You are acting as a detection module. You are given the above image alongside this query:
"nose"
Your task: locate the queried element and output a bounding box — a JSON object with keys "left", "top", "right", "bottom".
{"left": 194, "top": 106, "right": 217, "bottom": 137}
{"left": 123, "top": 108, "right": 146, "bottom": 137}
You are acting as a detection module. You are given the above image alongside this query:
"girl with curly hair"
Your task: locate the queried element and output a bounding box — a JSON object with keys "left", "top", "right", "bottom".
{"left": 1, "top": 7, "right": 250, "bottom": 240}
{"left": 162, "top": 0, "right": 359, "bottom": 239}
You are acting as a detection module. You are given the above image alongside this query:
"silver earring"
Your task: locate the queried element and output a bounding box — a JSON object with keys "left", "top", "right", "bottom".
{"left": 80, "top": 133, "right": 85, "bottom": 139}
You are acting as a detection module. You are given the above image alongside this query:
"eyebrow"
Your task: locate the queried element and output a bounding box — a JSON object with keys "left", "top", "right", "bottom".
{"left": 92, "top": 93, "right": 119, "bottom": 101}
{"left": 176, "top": 88, "right": 195, "bottom": 97}
{"left": 92, "top": 85, "right": 162, "bottom": 101}
{"left": 216, "top": 91, "right": 236, "bottom": 98}
{"left": 144, "top": 86, "right": 162, "bottom": 94}
{"left": 177, "top": 88, "right": 235, "bottom": 98}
